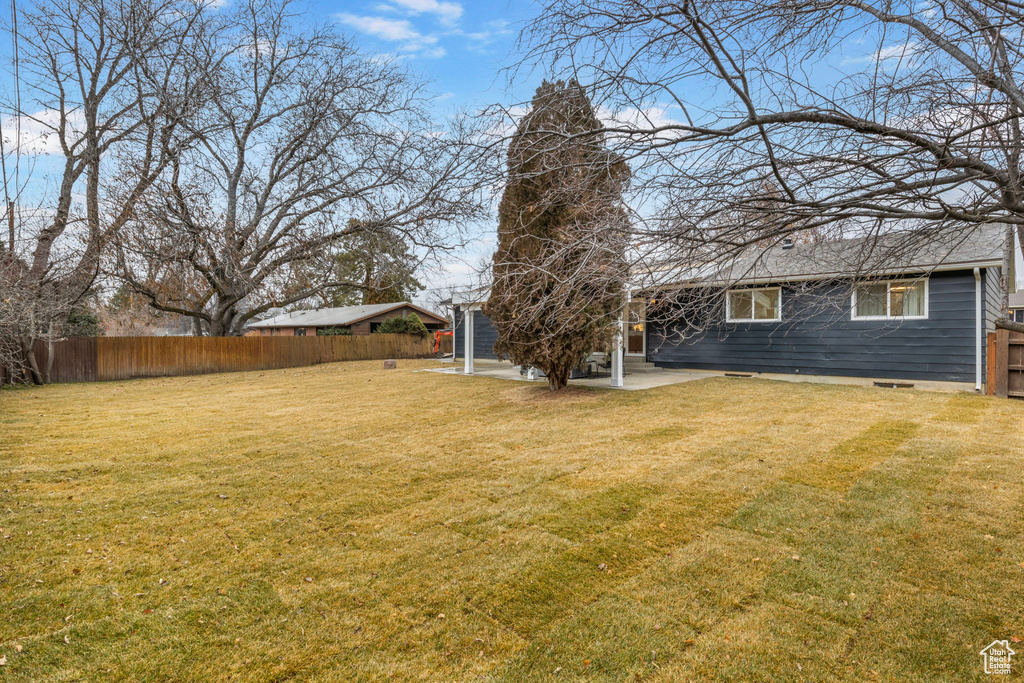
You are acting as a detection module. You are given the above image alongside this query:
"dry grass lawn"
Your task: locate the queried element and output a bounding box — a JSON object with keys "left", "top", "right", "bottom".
{"left": 1, "top": 360, "right": 1024, "bottom": 681}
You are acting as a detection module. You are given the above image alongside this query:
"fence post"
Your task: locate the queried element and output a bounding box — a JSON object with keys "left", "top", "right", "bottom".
{"left": 987, "top": 332, "right": 996, "bottom": 396}
{"left": 995, "top": 328, "right": 1010, "bottom": 399}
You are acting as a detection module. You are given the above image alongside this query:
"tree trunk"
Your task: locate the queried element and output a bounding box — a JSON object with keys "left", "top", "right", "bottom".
{"left": 207, "top": 314, "right": 235, "bottom": 337}
{"left": 206, "top": 302, "right": 247, "bottom": 337}
{"left": 546, "top": 372, "right": 568, "bottom": 391}
{"left": 44, "top": 322, "right": 56, "bottom": 384}
{"left": 545, "top": 360, "right": 571, "bottom": 391}
{"left": 23, "top": 340, "right": 44, "bottom": 385}
{"left": 1001, "top": 224, "right": 1014, "bottom": 316}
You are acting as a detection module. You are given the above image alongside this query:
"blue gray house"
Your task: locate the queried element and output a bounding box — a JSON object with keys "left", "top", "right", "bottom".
{"left": 451, "top": 226, "right": 1010, "bottom": 391}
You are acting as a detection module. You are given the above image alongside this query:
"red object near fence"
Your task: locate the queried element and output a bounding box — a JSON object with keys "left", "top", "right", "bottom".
{"left": 433, "top": 329, "right": 453, "bottom": 354}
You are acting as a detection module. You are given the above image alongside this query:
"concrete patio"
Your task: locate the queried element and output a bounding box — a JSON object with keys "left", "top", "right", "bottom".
{"left": 426, "top": 359, "right": 976, "bottom": 393}
{"left": 426, "top": 359, "right": 721, "bottom": 390}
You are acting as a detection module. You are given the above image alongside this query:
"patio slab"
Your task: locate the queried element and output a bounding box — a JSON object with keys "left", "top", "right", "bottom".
{"left": 425, "top": 359, "right": 976, "bottom": 393}
{"left": 425, "top": 360, "right": 717, "bottom": 391}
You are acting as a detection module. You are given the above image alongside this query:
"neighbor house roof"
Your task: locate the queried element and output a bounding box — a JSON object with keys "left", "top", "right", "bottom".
{"left": 248, "top": 302, "right": 448, "bottom": 328}
{"left": 647, "top": 224, "right": 1006, "bottom": 288}
{"left": 1010, "top": 290, "right": 1024, "bottom": 309}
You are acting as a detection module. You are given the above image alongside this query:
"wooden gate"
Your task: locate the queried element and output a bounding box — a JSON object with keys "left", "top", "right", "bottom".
{"left": 991, "top": 328, "right": 1024, "bottom": 399}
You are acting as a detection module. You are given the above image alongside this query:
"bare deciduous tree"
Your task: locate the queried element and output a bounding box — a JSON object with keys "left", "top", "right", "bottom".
{"left": 518, "top": 0, "right": 1024, "bottom": 327}
{"left": 115, "top": 0, "right": 491, "bottom": 336}
{"left": 0, "top": 0, "right": 216, "bottom": 383}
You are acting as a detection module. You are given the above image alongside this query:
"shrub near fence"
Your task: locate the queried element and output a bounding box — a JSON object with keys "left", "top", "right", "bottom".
{"left": 22, "top": 333, "right": 452, "bottom": 384}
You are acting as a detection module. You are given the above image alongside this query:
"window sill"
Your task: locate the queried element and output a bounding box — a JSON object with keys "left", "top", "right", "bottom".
{"left": 851, "top": 315, "right": 928, "bottom": 321}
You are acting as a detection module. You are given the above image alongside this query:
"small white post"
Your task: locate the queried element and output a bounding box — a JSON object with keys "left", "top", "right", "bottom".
{"left": 974, "top": 267, "right": 982, "bottom": 392}
{"left": 463, "top": 307, "right": 475, "bottom": 375}
{"left": 611, "top": 305, "right": 624, "bottom": 388}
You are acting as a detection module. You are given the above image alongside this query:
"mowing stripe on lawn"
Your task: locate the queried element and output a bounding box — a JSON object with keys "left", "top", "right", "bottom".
{"left": 783, "top": 419, "right": 920, "bottom": 492}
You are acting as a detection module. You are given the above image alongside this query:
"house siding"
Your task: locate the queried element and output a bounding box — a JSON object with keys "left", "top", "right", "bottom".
{"left": 452, "top": 306, "right": 499, "bottom": 360}
{"left": 648, "top": 269, "right": 984, "bottom": 383}
{"left": 983, "top": 266, "right": 1003, "bottom": 334}
{"left": 982, "top": 266, "right": 1003, "bottom": 374}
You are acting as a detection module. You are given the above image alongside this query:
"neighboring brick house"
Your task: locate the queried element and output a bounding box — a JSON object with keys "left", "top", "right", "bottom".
{"left": 246, "top": 302, "right": 449, "bottom": 336}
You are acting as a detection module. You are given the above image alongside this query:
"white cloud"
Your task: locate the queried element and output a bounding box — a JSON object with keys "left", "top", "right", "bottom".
{"left": 842, "top": 41, "right": 922, "bottom": 66}
{"left": 387, "top": 0, "right": 462, "bottom": 26}
{"left": 599, "top": 105, "right": 684, "bottom": 133}
{"left": 336, "top": 13, "right": 449, "bottom": 57}
{"left": 336, "top": 14, "right": 429, "bottom": 43}
{"left": 873, "top": 41, "right": 921, "bottom": 61}
{"left": 458, "top": 19, "right": 513, "bottom": 50}
{"left": 2, "top": 109, "right": 83, "bottom": 156}
{"left": 420, "top": 46, "right": 447, "bottom": 59}
{"left": 485, "top": 104, "right": 686, "bottom": 143}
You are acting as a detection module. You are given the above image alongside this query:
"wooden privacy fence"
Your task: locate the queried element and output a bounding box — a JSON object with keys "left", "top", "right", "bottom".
{"left": 988, "top": 329, "right": 1024, "bottom": 399}
{"left": 32, "top": 333, "right": 452, "bottom": 384}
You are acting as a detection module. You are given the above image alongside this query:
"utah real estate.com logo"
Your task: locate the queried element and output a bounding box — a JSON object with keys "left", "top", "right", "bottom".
{"left": 980, "top": 640, "right": 1016, "bottom": 675}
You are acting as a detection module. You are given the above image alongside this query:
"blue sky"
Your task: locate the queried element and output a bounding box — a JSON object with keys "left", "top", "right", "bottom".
{"left": 0, "top": 0, "right": 532, "bottom": 301}
{"left": 3, "top": 0, "right": 1022, "bottom": 301}
{"left": 328, "top": 0, "right": 530, "bottom": 109}
{"left": 317, "top": 0, "right": 537, "bottom": 299}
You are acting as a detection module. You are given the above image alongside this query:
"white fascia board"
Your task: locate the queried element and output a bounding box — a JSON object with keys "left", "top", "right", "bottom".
{"left": 452, "top": 287, "right": 491, "bottom": 305}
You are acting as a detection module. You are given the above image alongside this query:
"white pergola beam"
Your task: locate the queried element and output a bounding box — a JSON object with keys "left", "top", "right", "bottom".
{"left": 611, "top": 305, "right": 624, "bottom": 388}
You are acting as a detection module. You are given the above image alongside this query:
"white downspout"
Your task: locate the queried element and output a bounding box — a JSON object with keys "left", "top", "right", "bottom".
{"left": 974, "top": 267, "right": 983, "bottom": 392}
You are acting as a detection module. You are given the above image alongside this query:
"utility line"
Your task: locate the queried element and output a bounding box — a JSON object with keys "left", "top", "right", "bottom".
{"left": 4, "top": 0, "right": 17, "bottom": 254}
{"left": 0, "top": 96, "right": 9, "bottom": 253}
{"left": 0, "top": 0, "right": 11, "bottom": 253}
{"left": 9, "top": 0, "right": 17, "bottom": 197}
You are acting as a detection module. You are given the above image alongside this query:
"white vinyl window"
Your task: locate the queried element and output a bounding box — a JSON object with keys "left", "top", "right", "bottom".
{"left": 726, "top": 287, "right": 782, "bottom": 322}
{"left": 852, "top": 278, "right": 928, "bottom": 320}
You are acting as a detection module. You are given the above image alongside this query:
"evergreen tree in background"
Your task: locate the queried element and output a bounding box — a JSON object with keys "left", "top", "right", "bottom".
{"left": 331, "top": 221, "right": 424, "bottom": 306}
{"left": 374, "top": 312, "right": 429, "bottom": 337}
{"left": 63, "top": 307, "right": 102, "bottom": 337}
{"left": 484, "top": 80, "right": 630, "bottom": 391}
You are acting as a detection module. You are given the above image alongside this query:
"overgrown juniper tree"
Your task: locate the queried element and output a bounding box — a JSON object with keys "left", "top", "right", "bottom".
{"left": 485, "top": 80, "right": 630, "bottom": 391}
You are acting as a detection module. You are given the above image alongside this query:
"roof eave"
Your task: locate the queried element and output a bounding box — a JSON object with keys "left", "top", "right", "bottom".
{"left": 665, "top": 259, "right": 1003, "bottom": 289}
{"left": 343, "top": 302, "right": 449, "bottom": 326}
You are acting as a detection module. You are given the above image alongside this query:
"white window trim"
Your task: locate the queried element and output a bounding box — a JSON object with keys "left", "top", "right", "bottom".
{"left": 851, "top": 278, "right": 930, "bottom": 321}
{"left": 725, "top": 286, "right": 782, "bottom": 323}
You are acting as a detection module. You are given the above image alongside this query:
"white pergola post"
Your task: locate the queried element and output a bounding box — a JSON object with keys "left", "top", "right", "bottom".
{"left": 463, "top": 308, "right": 475, "bottom": 375}
{"left": 611, "top": 304, "right": 624, "bottom": 388}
